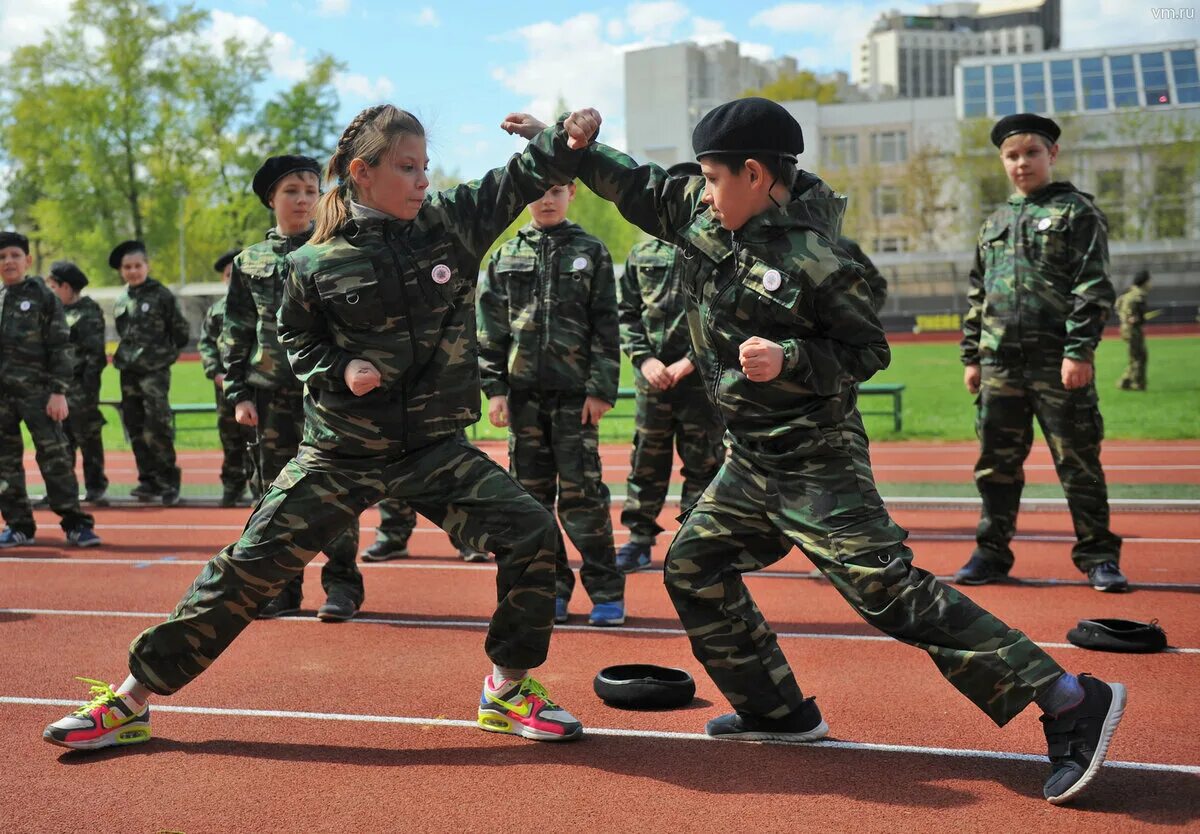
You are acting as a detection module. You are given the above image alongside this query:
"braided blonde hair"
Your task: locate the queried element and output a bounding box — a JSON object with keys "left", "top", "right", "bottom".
{"left": 312, "top": 104, "right": 426, "bottom": 243}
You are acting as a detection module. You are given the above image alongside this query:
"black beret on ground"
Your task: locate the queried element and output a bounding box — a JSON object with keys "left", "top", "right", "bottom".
{"left": 252, "top": 155, "right": 322, "bottom": 207}
{"left": 49, "top": 260, "right": 89, "bottom": 290}
{"left": 213, "top": 248, "right": 241, "bottom": 273}
{"left": 692, "top": 97, "right": 804, "bottom": 160}
{"left": 1066, "top": 618, "right": 1167, "bottom": 653}
{"left": 594, "top": 664, "right": 696, "bottom": 709}
{"left": 0, "top": 231, "right": 30, "bottom": 253}
{"left": 108, "top": 240, "right": 147, "bottom": 269}
{"left": 990, "top": 113, "right": 1061, "bottom": 147}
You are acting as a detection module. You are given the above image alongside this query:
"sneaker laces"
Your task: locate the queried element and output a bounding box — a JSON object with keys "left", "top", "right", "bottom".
{"left": 72, "top": 677, "right": 120, "bottom": 716}
{"left": 519, "top": 677, "right": 558, "bottom": 708}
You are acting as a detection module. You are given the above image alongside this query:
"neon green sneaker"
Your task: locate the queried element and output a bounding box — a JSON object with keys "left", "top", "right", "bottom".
{"left": 43, "top": 678, "right": 151, "bottom": 750}
{"left": 478, "top": 675, "right": 582, "bottom": 741}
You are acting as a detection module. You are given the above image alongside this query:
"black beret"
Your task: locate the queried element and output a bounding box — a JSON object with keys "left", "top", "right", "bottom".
{"left": 692, "top": 97, "right": 804, "bottom": 160}
{"left": 666, "top": 162, "right": 702, "bottom": 178}
{"left": 0, "top": 231, "right": 30, "bottom": 253}
{"left": 593, "top": 664, "right": 696, "bottom": 709}
{"left": 253, "top": 155, "right": 322, "bottom": 208}
{"left": 1067, "top": 618, "right": 1166, "bottom": 653}
{"left": 108, "top": 240, "right": 147, "bottom": 269}
{"left": 990, "top": 113, "right": 1061, "bottom": 148}
{"left": 49, "top": 260, "right": 89, "bottom": 290}
{"left": 213, "top": 248, "right": 241, "bottom": 273}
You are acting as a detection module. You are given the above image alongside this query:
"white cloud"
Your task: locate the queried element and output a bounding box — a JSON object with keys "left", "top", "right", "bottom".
{"left": 335, "top": 72, "right": 395, "bottom": 101}
{"left": 0, "top": 0, "right": 72, "bottom": 61}
{"left": 689, "top": 16, "right": 732, "bottom": 45}
{"left": 206, "top": 10, "right": 309, "bottom": 81}
{"left": 626, "top": 1, "right": 688, "bottom": 39}
{"left": 1060, "top": 0, "right": 1200, "bottom": 49}
{"left": 317, "top": 0, "right": 350, "bottom": 17}
{"left": 415, "top": 6, "right": 439, "bottom": 27}
{"left": 607, "top": 19, "right": 626, "bottom": 40}
{"left": 750, "top": 3, "right": 875, "bottom": 70}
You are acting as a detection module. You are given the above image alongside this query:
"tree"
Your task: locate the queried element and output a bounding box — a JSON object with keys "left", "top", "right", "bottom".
{"left": 743, "top": 71, "right": 841, "bottom": 104}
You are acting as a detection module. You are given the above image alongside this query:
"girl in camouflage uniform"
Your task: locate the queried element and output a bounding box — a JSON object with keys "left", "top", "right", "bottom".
{"left": 44, "top": 105, "right": 590, "bottom": 751}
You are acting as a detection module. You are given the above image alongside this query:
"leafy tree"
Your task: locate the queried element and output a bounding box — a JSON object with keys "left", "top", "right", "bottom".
{"left": 743, "top": 71, "right": 841, "bottom": 104}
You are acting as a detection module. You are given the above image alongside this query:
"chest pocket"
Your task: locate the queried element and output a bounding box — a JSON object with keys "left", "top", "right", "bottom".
{"left": 734, "top": 258, "right": 803, "bottom": 336}
{"left": 494, "top": 252, "right": 538, "bottom": 312}
{"left": 1027, "top": 214, "right": 1070, "bottom": 271}
{"left": 979, "top": 223, "right": 1011, "bottom": 287}
{"left": 240, "top": 257, "right": 281, "bottom": 319}
{"left": 411, "top": 239, "right": 462, "bottom": 310}
{"left": 314, "top": 257, "right": 387, "bottom": 330}
{"left": 557, "top": 250, "right": 595, "bottom": 306}
{"left": 634, "top": 253, "right": 673, "bottom": 307}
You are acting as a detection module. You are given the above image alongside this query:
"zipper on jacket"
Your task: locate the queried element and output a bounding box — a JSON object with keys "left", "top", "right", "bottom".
{"left": 704, "top": 231, "right": 741, "bottom": 404}
{"left": 383, "top": 233, "right": 415, "bottom": 449}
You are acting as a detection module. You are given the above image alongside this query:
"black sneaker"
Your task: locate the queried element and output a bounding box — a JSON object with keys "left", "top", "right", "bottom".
{"left": 1041, "top": 674, "right": 1127, "bottom": 805}
{"left": 258, "top": 580, "right": 303, "bottom": 619}
{"left": 161, "top": 488, "right": 181, "bottom": 507}
{"left": 130, "top": 484, "right": 162, "bottom": 502}
{"left": 33, "top": 495, "right": 50, "bottom": 508}
{"left": 361, "top": 540, "right": 409, "bottom": 562}
{"left": 953, "top": 554, "right": 1011, "bottom": 585}
{"left": 317, "top": 589, "right": 359, "bottom": 623}
{"left": 706, "top": 698, "right": 829, "bottom": 743}
{"left": 1087, "top": 561, "right": 1129, "bottom": 593}
{"left": 84, "top": 488, "right": 109, "bottom": 507}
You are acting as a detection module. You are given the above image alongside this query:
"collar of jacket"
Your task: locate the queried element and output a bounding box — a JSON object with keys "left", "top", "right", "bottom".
{"left": 342, "top": 200, "right": 417, "bottom": 243}
{"left": 516, "top": 219, "right": 582, "bottom": 243}
{"left": 1007, "top": 180, "right": 1084, "bottom": 208}
{"left": 127, "top": 277, "right": 161, "bottom": 294}
{"left": 734, "top": 170, "right": 847, "bottom": 245}
{"left": 267, "top": 223, "right": 315, "bottom": 250}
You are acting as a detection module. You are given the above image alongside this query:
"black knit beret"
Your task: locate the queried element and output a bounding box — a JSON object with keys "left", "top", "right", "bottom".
{"left": 49, "top": 260, "right": 89, "bottom": 290}
{"left": 109, "top": 240, "right": 147, "bottom": 269}
{"left": 213, "top": 248, "right": 241, "bottom": 273}
{"left": 692, "top": 97, "right": 804, "bottom": 161}
{"left": 0, "top": 231, "right": 30, "bottom": 253}
{"left": 990, "top": 113, "right": 1061, "bottom": 148}
{"left": 252, "top": 155, "right": 322, "bottom": 208}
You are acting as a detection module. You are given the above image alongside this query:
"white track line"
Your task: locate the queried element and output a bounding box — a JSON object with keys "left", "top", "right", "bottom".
{"left": 4, "top": 695, "right": 1197, "bottom": 775}
{"left": 2, "top": 607, "right": 1197, "bottom": 654}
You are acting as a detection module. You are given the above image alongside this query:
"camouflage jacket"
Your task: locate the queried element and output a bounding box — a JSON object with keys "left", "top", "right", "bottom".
{"left": 618, "top": 238, "right": 695, "bottom": 374}
{"left": 961, "top": 181, "right": 1114, "bottom": 367}
{"left": 576, "top": 145, "right": 887, "bottom": 447}
{"left": 0, "top": 276, "right": 74, "bottom": 397}
{"left": 479, "top": 220, "right": 619, "bottom": 402}
{"left": 113, "top": 277, "right": 189, "bottom": 373}
{"left": 280, "top": 122, "right": 584, "bottom": 456}
{"left": 1115, "top": 285, "right": 1148, "bottom": 337}
{"left": 837, "top": 237, "right": 888, "bottom": 314}
{"left": 198, "top": 295, "right": 227, "bottom": 380}
{"left": 63, "top": 295, "right": 107, "bottom": 391}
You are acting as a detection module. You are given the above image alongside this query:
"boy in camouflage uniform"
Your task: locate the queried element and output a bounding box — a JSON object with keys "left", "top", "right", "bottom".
{"left": 1115, "top": 269, "right": 1151, "bottom": 390}
{"left": 615, "top": 231, "right": 723, "bottom": 574}
{"left": 479, "top": 182, "right": 626, "bottom": 626}
{"left": 219, "top": 155, "right": 362, "bottom": 622}
{"left": 958, "top": 114, "right": 1125, "bottom": 593}
{"left": 198, "top": 249, "right": 251, "bottom": 507}
{"left": 503, "top": 100, "right": 1127, "bottom": 804}
{"left": 0, "top": 232, "right": 100, "bottom": 548}
{"left": 44, "top": 261, "right": 109, "bottom": 505}
{"left": 109, "top": 240, "right": 190, "bottom": 506}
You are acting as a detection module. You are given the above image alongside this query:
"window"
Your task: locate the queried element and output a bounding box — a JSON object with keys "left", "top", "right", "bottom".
{"left": 874, "top": 185, "right": 902, "bottom": 216}
{"left": 1096, "top": 170, "right": 1125, "bottom": 239}
{"left": 1051, "top": 59, "right": 1077, "bottom": 112}
{"left": 992, "top": 63, "right": 1017, "bottom": 115}
{"left": 1021, "top": 61, "right": 1046, "bottom": 111}
{"left": 1110, "top": 54, "right": 1138, "bottom": 107}
{"left": 1080, "top": 57, "right": 1107, "bottom": 110}
{"left": 1141, "top": 52, "right": 1170, "bottom": 105}
{"left": 871, "top": 131, "right": 908, "bottom": 163}
{"left": 822, "top": 134, "right": 859, "bottom": 167}
{"left": 963, "top": 65, "right": 987, "bottom": 117}
{"left": 1171, "top": 48, "right": 1200, "bottom": 104}
{"left": 1154, "top": 166, "right": 1187, "bottom": 237}
{"left": 872, "top": 237, "right": 907, "bottom": 253}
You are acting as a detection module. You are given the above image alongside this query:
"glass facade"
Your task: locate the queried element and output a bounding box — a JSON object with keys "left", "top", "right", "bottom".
{"left": 1080, "top": 57, "right": 1107, "bottom": 110}
{"left": 1141, "top": 51, "right": 1170, "bottom": 105}
{"left": 1021, "top": 62, "right": 1046, "bottom": 111}
{"left": 1051, "top": 59, "right": 1077, "bottom": 112}
{"left": 1110, "top": 54, "right": 1138, "bottom": 107}
{"left": 992, "top": 64, "right": 1017, "bottom": 115}
{"left": 964, "top": 66, "right": 987, "bottom": 117}
{"left": 1172, "top": 48, "right": 1200, "bottom": 103}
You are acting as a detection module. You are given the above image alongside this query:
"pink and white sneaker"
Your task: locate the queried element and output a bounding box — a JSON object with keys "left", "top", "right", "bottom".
{"left": 42, "top": 678, "right": 151, "bottom": 750}
{"left": 477, "top": 675, "right": 582, "bottom": 741}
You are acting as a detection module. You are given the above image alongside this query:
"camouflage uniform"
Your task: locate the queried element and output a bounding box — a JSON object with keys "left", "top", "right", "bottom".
{"left": 113, "top": 277, "right": 189, "bottom": 493}
{"left": 618, "top": 238, "right": 723, "bottom": 547}
{"left": 220, "top": 228, "right": 361, "bottom": 602}
{"left": 962, "top": 182, "right": 1121, "bottom": 574}
{"left": 126, "top": 124, "right": 583, "bottom": 695}
{"left": 574, "top": 143, "right": 1064, "bottom": 727}
{"left": 197, "top": 294, "right": 250, "bottom": 498}
{"left": 1115, "top": 284, "right": 1148, "bottom": 390}
{"left": 479, "top": 221, "right": 624, "bottom": 604}
{"left": 837, "top": 237, "right": 887, "bottom": 314}
{"left": 61, "top": 296, "right": 108, "bottom": 497}
{"left": 0, "top": 277, "right": 94, "bottom": 536}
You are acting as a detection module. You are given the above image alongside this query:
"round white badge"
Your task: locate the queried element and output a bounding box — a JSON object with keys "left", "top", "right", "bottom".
{"left": 762, "top": 269, "right": 782, "bottom": 292}
{"left": 431, "top": 264, "right": 452, "bottom": 284}
{"left": 20, "top": 300, "right": 31, "bottom": 311}
{"left": 1037, "top": 217, "right": 1052, "bottom": 231}
{"left": 572, "top": 256, "right": 588, "bottom": 271}
{"left": 141, "top": 302, "right": 150, "bottom": 312}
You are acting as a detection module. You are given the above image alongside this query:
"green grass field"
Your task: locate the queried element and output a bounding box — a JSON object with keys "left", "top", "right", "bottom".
{"left": 87, "top": 334, "right": 1198, "bottom": 450}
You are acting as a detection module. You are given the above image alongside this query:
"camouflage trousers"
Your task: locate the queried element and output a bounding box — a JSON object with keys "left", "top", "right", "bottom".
{"left": 213, "top": 382, "right": 251, "bottom": 494}
{"left": 622, "top": 373, "right": 724, "bottom": 545}
{"left": 975, "top": 364, "right": 1121, "bottom": 571}
{"left": 374, "top": 499, "right": 469, "bottom": 552}
{"left": 119, "top": 369, "right": 180, "bottom": 492}
{"left": 507, "top": 389, "right": 623, "bottom": 604}
{"left": 127, "top": 434, "right": 561, "bottom": 695}
{"left": 1118, "top": 330, "right": 1147, "bottom": 390}
{"left": 251, "top": 384, "right": 361, "bottom": 598}
{"left": 64, "top": 386, "right": 108, "bottom": 495}
{"left": 666, "top": 420, "right": 1064, "bottom": 728}
{"left": 0, "top": 392, "right": 94, "bottom": 536}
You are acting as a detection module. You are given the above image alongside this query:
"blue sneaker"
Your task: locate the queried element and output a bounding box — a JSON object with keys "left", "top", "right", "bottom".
{"left": 0, "top": 528, "right": 35, "bottom": 548}
{"left": 616, "top": 541, "right": 652, "bottom": 573}
{"left": 66, "top": 528, "right": 102, "bottom": 548}
{"left": 589, "top": 601, "right": 626, "bottom": 627}
{"left": 554, "top": 597, "right": 569, "bottom": 624}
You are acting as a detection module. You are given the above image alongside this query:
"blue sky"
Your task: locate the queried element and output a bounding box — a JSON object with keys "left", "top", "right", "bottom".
{"left": 3, "top": 1, "right": 1198, "bottom": 176}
